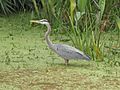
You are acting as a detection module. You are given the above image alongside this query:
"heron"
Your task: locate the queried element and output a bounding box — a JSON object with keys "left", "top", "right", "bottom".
{"left": 30, "top": 19, "right": 90, "bottom": 65}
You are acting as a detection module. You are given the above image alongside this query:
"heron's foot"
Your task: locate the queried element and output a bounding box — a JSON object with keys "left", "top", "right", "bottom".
{"left": 65, "top": 59, "right": 69, "bottom": 66}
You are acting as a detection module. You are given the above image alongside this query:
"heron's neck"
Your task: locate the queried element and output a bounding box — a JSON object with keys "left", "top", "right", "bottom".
{"left": 45, "top": 24, "right": 53, "bottom": 49}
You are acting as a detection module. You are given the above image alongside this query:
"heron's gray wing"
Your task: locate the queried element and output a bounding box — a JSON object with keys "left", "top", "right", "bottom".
{"left": 53, "top": 44, "right": 87, "bottom": 60}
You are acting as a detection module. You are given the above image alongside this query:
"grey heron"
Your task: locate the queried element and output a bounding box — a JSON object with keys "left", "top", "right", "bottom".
{"left": 30, "top": 19, "right": 90, "bottom": 65}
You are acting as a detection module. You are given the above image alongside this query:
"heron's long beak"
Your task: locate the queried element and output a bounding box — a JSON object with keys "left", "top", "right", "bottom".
{"left": 30, "top": 20, "right": 39, "bottom": 24}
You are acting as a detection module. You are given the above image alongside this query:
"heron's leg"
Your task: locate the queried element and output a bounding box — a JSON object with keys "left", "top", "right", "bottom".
{"left": 65, "top": 59, "right": 69, "bottom": 66}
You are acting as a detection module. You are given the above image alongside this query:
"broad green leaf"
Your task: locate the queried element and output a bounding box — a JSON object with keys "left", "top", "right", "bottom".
{"left": 77, "top": 0, "right": 87, "bottom": 13}
{"left": 70, "top": 0, "right": 76, "bottom": 22}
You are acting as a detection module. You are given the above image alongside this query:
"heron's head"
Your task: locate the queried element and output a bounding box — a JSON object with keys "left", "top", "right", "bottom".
{"left": 30, "top": 19, "right": 49, "bottom": 25}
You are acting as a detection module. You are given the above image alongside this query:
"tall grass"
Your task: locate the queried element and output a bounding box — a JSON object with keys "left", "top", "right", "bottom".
{"left": 0, "top": 0, "right": 37, "bottom": 15}
{"left": 66, "top": 0, "right": 106, "bottom": 61}
{"left": 0, "top": 0, "right": 16, "bottom": 15}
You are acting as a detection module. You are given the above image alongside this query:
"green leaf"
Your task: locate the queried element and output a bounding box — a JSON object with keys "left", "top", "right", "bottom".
{"left": 77, "top": 0, "right": 87, "bottom": 13}
{"left": 32, "top": 0, "right": 39, "bottom": 16}
{"left": 76, "top": 11, "right": 85, "bottom": 21}
{"left": 116, "top": 16, "right": 120, "bottom": 29}
{"left": 99, "top": 0, "right": 106, "bottom": 19}
{"left": 70, "top": 0, "right": 76, "bottom": 22}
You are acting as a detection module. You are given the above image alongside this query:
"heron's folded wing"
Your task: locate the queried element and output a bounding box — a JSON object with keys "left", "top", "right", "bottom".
{"left": 54, "top": 44, "right": 85, "bottom": 59}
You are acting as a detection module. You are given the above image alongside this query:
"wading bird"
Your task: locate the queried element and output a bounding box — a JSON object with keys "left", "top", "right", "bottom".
{"left": 30, "top": 19, "right": 90, "bottom": 65}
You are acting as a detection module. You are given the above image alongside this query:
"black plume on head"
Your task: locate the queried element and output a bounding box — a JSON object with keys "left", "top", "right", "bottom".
{"left": 40, "top": 19, "right": 48, "bottom": 22}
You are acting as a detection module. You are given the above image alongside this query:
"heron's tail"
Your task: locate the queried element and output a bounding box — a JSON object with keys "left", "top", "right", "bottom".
{"left": 84, "top": 54, "right": 91, "bottom": 61}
